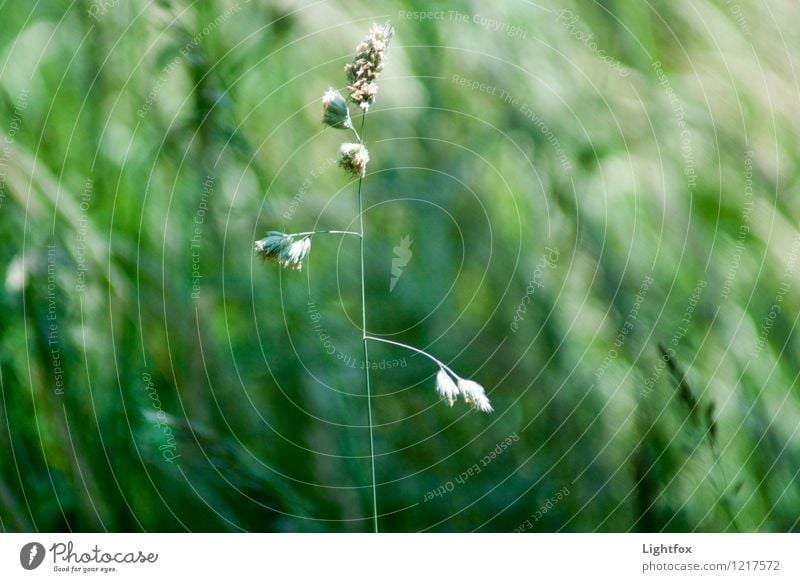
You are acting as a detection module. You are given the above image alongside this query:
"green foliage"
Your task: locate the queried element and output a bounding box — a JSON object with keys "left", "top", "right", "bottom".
{"left": 1, "top": 0, "right": 799, "bottom": 532}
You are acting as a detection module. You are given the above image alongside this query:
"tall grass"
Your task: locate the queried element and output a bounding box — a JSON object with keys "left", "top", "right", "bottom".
{"left": 0, "top": 0, "right": 799, "bottom": 532}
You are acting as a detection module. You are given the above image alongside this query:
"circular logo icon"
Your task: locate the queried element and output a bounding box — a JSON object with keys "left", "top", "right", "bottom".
{"left": 20, "top": 542, "right": 45, "bottom": 570}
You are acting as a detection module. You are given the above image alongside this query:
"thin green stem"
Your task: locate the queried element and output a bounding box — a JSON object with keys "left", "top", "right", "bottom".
{"left": 348, "top": 122, "right": 361, "bottom": 142}
{"left": 287, "top": 230, "right": 361, "bottom": 239}
{"left": 364, "top": 335, "right": 458, "bottom": 379}
{"left": 356, "top": 110, "right": 378, "bottom": 533}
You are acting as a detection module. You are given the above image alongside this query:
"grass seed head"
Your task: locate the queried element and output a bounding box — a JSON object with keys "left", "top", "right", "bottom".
{"left": 435, "top": 368, "right": 460, "bottom": 406}
{"left": 338, "top": 142, "right": 370, "bottom": 177}
{"left": 322, "top": 88, "right": 352, "bottom": 129}
{"left": 345, "top": 22, "right": 394, "bottom": 111}
{"left": 254, "top": 232, "right": 312, "bottom": 271}
{"left": 457, "top": 378, "right": 493, "bottom": 413}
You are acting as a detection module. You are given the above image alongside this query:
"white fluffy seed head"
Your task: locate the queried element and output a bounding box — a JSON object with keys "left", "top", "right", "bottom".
{"left": 457, "top": 378, "right": 493, "bottom": 413}
{"left": 337, "top": 142, "right": 370, "bottom": 177}
{"left": 254, "top": 232, "right": 312, "bottom": 271}
{"left": 345, "top": 22, "right": 394, "bottom": 111}
{"left": 435, "top": 368, "right": 459, "bottom": 406}
{"left": 431, "top": 368, "right": 493, "bottom": 413}
{"left": 322, "top": 88, "right": 352, "bottom": 129}
{"left": 282, "top": 237, "right": 311, "bottom": 270}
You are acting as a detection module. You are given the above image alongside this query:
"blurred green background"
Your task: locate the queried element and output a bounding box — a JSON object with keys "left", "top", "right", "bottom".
{"left": 1, "top": 0, "right": 799, "bottom": 532}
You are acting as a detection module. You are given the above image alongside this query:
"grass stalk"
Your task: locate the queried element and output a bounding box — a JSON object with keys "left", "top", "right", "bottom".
{"left": 355, "top": 110, "right": 378, "bottom": 533}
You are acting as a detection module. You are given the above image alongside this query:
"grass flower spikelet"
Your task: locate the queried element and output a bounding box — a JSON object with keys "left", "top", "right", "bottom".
{"left": 338, "top": 142, "right": 370, "bottom": 177}
{"left": 322, "top": 88, "right": 352, "bottom": 129}
{"left": 254, "top": 231, "right": 312, "bottom": 271}
{"left": 345, "top": 22, "right": 394, "bottom": 111}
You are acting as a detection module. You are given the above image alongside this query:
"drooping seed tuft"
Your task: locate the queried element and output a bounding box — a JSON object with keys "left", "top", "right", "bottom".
{"left": 254, "top": 232, "right": 312, "bottom": 271}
